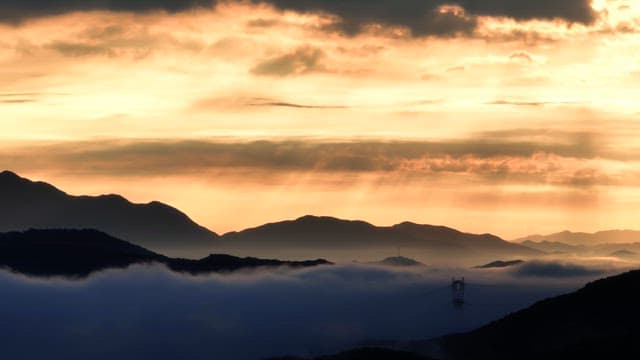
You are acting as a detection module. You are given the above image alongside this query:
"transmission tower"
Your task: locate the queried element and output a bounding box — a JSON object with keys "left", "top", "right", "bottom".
{"left": 451, "top": 277, "right": 465, "bottom": 306}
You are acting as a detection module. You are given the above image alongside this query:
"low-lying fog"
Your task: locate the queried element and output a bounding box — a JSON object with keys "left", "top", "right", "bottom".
{"left": 0, "top": 258, "right": 634, "bottom": 360}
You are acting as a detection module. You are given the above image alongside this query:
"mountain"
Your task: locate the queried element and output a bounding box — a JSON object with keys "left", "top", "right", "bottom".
{"left": 0, "top": 170, "right": 217, "bottom": 254}
{"left": 371, "top": 256, "right": 426, "bottom": 267}
{"left": 474, "top": 259, "right": 524, "bottom": 269}
{"left": 608, "top": 249, "right": 638, "bottom": 259}
{"left": 324, "top": 268, "right": 640, "bottom": 359}
{"left": 1, "top": 171, "right": 539, "bottom": 261}
{"left": 0, "top": 229, "right": 330, "bottom": 277}
{"left": 521, "top": 238, "right": 640, "bottom": 257}
{"left": 220, "top": 216, "right": 540, "bottom": 261}
{"left": 517, "top": 230, "right": 640, "bottom": 246}
{"left": 520, "top": 240, "right": 585, "bottom": 254}
{"left": 435, "top": 268, "right": 640, "bottom": 359}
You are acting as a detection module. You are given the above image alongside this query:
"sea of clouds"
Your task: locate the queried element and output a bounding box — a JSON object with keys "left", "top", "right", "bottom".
{"left": 0, "top": 260, "right": 628, "bottom": 359}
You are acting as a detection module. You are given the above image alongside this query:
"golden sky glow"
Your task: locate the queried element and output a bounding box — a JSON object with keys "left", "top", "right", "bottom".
{"left": 2, "top": 0, "right": 640, "bottom": 238}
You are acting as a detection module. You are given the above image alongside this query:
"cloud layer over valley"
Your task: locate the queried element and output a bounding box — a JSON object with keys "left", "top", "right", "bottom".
{"left": 0, "top": 261, "right": 623, "bottom": 359}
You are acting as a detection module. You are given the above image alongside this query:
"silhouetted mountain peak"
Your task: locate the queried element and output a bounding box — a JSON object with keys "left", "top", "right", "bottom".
{"left": 0, "top": 171, "right": 218, "bottom": 254}
{"left": 0, "top": 170, "right": 19, "bottom": 179}
{"left": 294, "top": 215, "right": 375, "bottom": 228}
{"left": 373, "top": 256, "right": 425, "bottom": 267}
{"left": 474, "top": 259, "right": 524, "bottom": 269}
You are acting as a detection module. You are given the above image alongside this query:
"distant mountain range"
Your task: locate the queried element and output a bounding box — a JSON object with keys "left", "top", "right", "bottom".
{"left": 0, "top": 170, "right": 218, "bottom": 254}
{"left": 515, "top": 230, "right": 640, "bottom": 258}
{"left": 0, "top": 229, "right": 330, "bottom": 278}
{"left": 520, "top": 239, "right": 640, "bottom": 258}
{"left": 516, "top": 230, "right": 640, "bottom": 246}
{"left": 0, "top": 171, "right": 541, "bottom": 260}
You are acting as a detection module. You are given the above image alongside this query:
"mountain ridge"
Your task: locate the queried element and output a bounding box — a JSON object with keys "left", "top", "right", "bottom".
{"left": 0, "top": 170, "right": 218, "bottom": 254}
{"left": 515, "top": 229, "right": 640, "bottom": 246}
{"left": 220, "top": 215, "right": 540, "bottom": 259}
{"left": 2, "top": 171, "right": 539, "bottom": 259}
{"left": 0, "top": 228, "right": 330, "bottom": 277}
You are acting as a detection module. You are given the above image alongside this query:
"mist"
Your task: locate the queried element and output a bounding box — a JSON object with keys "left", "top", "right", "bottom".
{"left": 0, "top": 261, "right": 625, "bottom": 359}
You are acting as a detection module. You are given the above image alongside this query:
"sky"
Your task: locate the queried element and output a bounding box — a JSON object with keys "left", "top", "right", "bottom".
{"left": 1, "top": 0, "right": 640, "bottom": 238}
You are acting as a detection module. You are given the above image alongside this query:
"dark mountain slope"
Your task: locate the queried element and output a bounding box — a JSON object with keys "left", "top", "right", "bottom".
{"left": 439, "top": 268, "right": 640, "bottom": 359}
{"left": 0, "top": 228, "right": 162, "bottom": 277}
{"left": 0, "top": 170, "right": 217, "bottom": 252}
{"left": 0, "top": 229, "right": 330, "bottom": 278}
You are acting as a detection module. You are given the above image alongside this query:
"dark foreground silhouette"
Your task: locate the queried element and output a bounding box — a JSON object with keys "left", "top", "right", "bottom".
{"left": 435, "top": 268, "right": 640, "bottom": 359}
{"left": 0, "top": 229, "right": 330, "bottom": 278}
{"left": 271, "top": 348, "right": 435, "bottom": 360}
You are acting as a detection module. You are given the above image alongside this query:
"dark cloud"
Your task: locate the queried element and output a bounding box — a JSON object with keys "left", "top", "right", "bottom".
{"left": 0, "top": 264, "right": 583, "bottom": 359}
{"left": 0, "top": 1, "right": 217, "bottom": 23}
{"left": 511, "top": 260, "right": 605, "bottom": 278}
{"left": 251, "top": 46, "right": 327, "bottom": 76}
{"left": 1, "top": 1, "right": 597, "bottom": 37}
{"left": 0, "top": 131, "right": 621, "bottom": 187}
{"left": 265, "top": 0, "right": 595, "bottom": 36}
{"left": 462, "top": 0, "right": 596, "bottom": 23}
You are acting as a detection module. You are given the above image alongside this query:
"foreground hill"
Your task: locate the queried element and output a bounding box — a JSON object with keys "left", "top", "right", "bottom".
{"left": 0, "top": 170, "right": 218, "bottom": 253}
{"left": 220, "top": 216, "right": 540, "bottom": 261}
{"left": 436, "top": 268, "right": 640, "bottom": 359}
{"left": 309, "top": 268, "right": 640, "bottom": 359}
{"left": 271, "top": 348, "right": 434, "bottom": 360}
{"left": 0, "top": 229, "right": 330, "bottom": 277}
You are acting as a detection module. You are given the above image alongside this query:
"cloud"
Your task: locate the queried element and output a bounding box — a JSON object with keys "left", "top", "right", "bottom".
{"left": 509, "top": 51, "right": 534, "bottom": 63}
{"left": 0, "top": 136, "right": 603, "bottom": 171}
{"left": 0, "top": 263, "right": 592, "bottom": 359}
{"left": 265, "top": 0, "right": 596, "bottom": 36}
{"left": 251, "top": 46, "right": 327, "bottom": 76}
{"left": 510, "top": 260, "right": 605, "bottom": 278}
{"left": 488, "top": 100, "right": 582, "bottom": 107}
{"left": 0, "top": 0, "right": 217, "bottom": 23}
{"left": 48, "top": 41, "right": 114, "bottom": 57}
{"left": 192, "top": 95, "right": 348, "bottom": 110}
{"left": 0, "top": 132, "right": 621, "bottom": 185}
{"left": 3, "top": 129, "right": 633, "bottom": 190}
{"left": 1, "top": 1, "right": 597, "bottom": 38}
{"left": 462, "top": 0, "right": 597, "bottom": 24}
